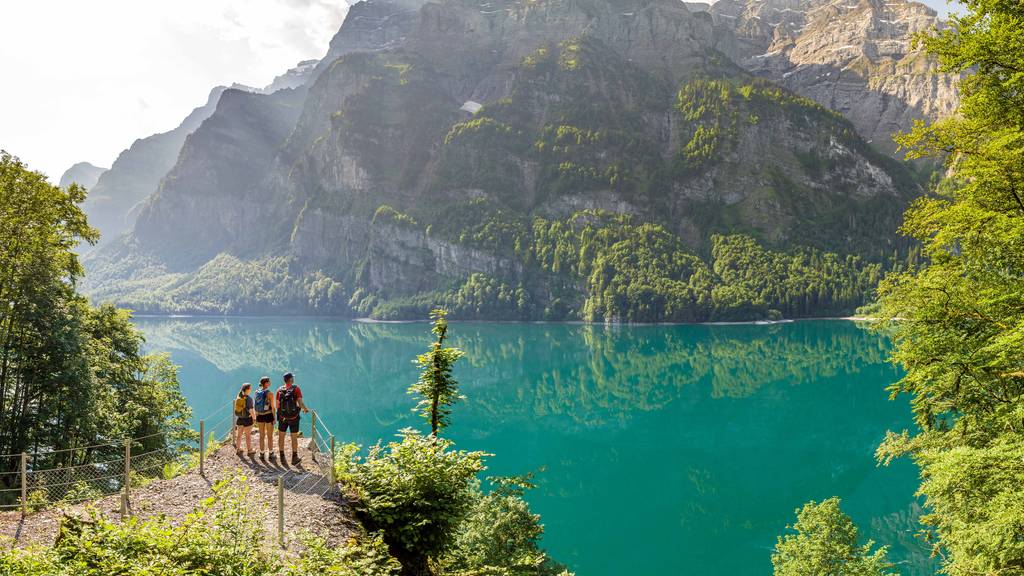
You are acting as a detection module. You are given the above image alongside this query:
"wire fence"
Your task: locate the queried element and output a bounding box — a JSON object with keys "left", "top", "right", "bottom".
{"left": 0, "top": 402, "right": 342, "bottom": 520}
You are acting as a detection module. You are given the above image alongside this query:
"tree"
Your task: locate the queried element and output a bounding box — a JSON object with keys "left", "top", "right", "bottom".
{"left": 409, "top": 309, "right": 464, "bottom": 436}
{"left": 0, "top": 151, "right": 191, "bottom": 491}
{"left": 772, "top": 498, "right": 895, "bottom": 576}
{"left": 875, "top": 1, "right": 1024, "bottom": 573}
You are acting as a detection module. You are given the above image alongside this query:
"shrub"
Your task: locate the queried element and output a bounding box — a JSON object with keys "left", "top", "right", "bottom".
{"left": 437, "top": 475, "right": 571, "bottom": 576}
{"left": 338, "top": 431, "right": 487, "bottom": 571}
{"left": 0, "top": 476, "right": 404, "bottom": 575}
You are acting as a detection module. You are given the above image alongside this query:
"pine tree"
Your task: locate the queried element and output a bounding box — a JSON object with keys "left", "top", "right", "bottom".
{"left": 408, "top": 309, "right": 465, "bottom": 436}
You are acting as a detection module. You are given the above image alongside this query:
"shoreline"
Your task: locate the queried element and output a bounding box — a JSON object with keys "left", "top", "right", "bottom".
{"left": 133, "top": 314, "right": 877, "bottom": 326}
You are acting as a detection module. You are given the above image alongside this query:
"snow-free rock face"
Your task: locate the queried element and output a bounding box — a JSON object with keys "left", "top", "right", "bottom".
{"left": 84, "top": 0, "right": 950, "bottom": 318}
{"left": 693, "top": 0, "right": 959, "bottom": 153}
{"left": 79, "top": 86, "right": 233, "bottom": 248}
{"left": 58, "top": 162, "right": 107, "bottom": 190}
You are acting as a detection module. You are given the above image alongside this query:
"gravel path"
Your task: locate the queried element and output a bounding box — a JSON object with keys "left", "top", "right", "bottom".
{"left": 0, "top": 430, "right": 357, "bottom": 551}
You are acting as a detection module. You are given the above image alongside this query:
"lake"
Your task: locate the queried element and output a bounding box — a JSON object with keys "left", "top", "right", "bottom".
{"left": 135, "top": 317, "right": 933, "bottom": 575}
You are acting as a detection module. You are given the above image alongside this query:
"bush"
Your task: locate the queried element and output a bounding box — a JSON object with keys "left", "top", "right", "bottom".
{"left": 0, "top": 476, "right": 404, "bottom": 575}
{"left": 437, "top": 475, "right": 571, "bottom": 576}
{"left": 338, "top": 431, "right": 487, "bottom": 571}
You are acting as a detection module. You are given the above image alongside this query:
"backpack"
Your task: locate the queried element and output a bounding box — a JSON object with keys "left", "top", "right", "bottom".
{"left": 233, "top": 396, "right": 247, "bottom": 417}
{"left": 254, "top": 388, "right": 271, "bottom": 414}
{"left": 278, "top": 386, "right": 300, "bottom": 422}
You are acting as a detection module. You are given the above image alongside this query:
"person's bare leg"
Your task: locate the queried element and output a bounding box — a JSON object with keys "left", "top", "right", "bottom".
{"left": 267, "top": 424, "right": 274, "bottom": 453}
{"left": 258, "top": 423, "right": 266, "bottom": 453}
{"left": 278, "top": 430, "right": 286, "bottom": 456}
{"left": 245, "top": 426, "right": 253, "bottom": 454}
{"left": 291, "top": 432, "right": 299, "bottom": 461}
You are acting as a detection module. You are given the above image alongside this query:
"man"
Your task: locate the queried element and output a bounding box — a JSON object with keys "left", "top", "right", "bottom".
{"left": 276, "top": 372, "right": 309, "bottom": 465}
{"left": 254, "top": 376, "right": 276, "bottom": 460}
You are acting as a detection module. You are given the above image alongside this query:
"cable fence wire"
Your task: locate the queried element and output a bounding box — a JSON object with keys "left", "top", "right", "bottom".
{"left": 1, "top": 402, "right": 343, "bottom": 514}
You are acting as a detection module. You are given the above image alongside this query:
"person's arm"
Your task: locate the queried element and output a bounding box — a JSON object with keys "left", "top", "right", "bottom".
{"left": 249, "top": 398, "right": 256, "bottom": 421}
{"left": 271, "top": 392, "right": 277, "bottom": 417}
{"left": 298, "top": 390, "right": 309, "bottom": 413}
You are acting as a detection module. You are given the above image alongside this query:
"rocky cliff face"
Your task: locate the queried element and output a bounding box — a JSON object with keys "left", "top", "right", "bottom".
{"left": 58, "top": 162, "right": 106, "bottom": 190}
{"left": 132, "top": 86, "right": 308, "bottom": 269}
{"left": 83, "top": 0, "right": 951, "bottom": 321}
{"left": 78, "top": 86, "right": 232, "bottom": 248}
{"left": 691, "top": 0, "right": 959, "bottom": 154}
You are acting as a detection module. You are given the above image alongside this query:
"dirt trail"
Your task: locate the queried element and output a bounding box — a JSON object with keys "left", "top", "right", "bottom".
{"left": 0, "top": 430, "right": 355, "bottom": 550}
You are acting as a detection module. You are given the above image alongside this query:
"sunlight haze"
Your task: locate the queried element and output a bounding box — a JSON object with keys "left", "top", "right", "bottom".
{"left": 0, "top": 0, "right": 348, "bottom": 181}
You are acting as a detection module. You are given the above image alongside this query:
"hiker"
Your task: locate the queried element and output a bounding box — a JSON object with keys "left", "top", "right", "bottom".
{"left": 234, "top": 383, "right": 256, "bottom": 457}
{"left": 254, "top": 376, "right": 277, "bottom": 460}
{"left": 276, "top": 372, "right": 309, "bottom": 465}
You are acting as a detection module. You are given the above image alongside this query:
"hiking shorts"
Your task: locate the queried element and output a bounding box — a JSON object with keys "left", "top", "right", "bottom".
{"left": 236, "top": 416, "right": 254, "bottom": 427}
{"left": 256, "top": 412, "right": 274, "bottom": 424}
{"left": 278, "top": 418, "right": 300, "bottom": 434}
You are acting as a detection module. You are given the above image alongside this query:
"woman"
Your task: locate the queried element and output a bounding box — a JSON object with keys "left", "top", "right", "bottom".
{"left": 253, "top": 376, "right": 277, "bottom": 460}
{"left": 233, "top": 383, "right": 256, "bottom": 457}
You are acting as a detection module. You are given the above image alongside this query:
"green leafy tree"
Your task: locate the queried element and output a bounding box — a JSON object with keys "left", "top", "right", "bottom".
{"left": 772, "top": 498, "right": 895, "bottom": 576}
{"left": 875, "top": 1, "right": 1024, "bottom": 574}
{"left": 409, "top": 309, "right": 465, "bottom": 436}
{"left": 0, "top": 151, "right": 192, "bottom": 496}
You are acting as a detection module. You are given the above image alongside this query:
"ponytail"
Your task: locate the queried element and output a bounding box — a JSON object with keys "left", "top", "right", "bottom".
{"left": 239, "top": 382, "right": 252, "bottom": 398}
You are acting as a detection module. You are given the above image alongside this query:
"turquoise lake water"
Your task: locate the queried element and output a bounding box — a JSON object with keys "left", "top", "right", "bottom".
{"left": 135, "top": 317, "right": 933, "bottom": 575}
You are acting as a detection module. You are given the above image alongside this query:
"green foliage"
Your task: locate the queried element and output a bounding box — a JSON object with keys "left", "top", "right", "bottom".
{"left": 772, "top": 498, "right": 896, "bottom": 576}
{"left": 338, "top": 431, "right": 487, "bottom": 573}
{"left": 875, "top": 1, "right": 1024, "bottom": 573}
{"left": 392, "top": 209, "right": 893, "bottom": 323}
{"left": 0, "top": 152, "right": 192, "bottom": 497}
{"left": 0, "top": 476, "right": 402, "bottom": 576}
{"left": 437, "top": 474, "right": 569, "bottom": 576}
{"left": 375, "top": 205, "right": 419, "bottom": 229}
{"left": 409, "top": 310, "right": 465, "bottom": 435}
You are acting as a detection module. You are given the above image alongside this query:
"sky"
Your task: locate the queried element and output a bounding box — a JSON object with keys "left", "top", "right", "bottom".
{"left": 0, "top": 0, "right": 349, "bottom": 181}
{"left": 0, "top": 0, "right": 958, "bottom": 182}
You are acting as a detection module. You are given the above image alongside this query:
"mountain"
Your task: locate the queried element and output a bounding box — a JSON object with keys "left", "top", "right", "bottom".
{"left": 79, "top": 86, "right": 233, "bottom": 248}
{"left": 58, "top": 162, "right": 106, "bottom": 190}
{"left": 690, "top": 0, "right": 959, "bottom": 155}
{"left": 84, "top": 0, "right": 945, "bottom": 322}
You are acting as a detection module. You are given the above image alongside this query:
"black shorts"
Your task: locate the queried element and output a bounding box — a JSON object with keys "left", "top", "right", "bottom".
{"left": 256, "top": 413, "right": 274, "bottom": 424}
{"left": 236, "top": 417, "right": 253, "bottom": 427}
{"left": 278, "top": 418, "right": 300, "bottom": 433}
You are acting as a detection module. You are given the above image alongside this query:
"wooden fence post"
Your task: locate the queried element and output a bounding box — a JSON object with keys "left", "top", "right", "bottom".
{"left": 329, "top": 435, "right": 336, "bottom": 484}
{"left": 123, "top": 438, "right": 131, "bottom": 513}
{"left": 20, "top": 452, "right": 27, "bottom": 516}
{"left": 277, "top": 477, "right": 285, "bottom": 548}
{"left": 199, "top": 420, "right": 205, "bottom": 476}
{"left": 311, "top": 411, "right": 318, "bottom": 450}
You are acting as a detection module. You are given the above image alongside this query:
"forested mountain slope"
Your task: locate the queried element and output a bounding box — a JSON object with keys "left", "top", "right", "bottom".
{"left": 83, "top": 0, "right": 941, "bottom": 321}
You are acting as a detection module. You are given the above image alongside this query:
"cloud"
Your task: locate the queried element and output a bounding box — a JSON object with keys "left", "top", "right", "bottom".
{"left": 0, "top": 1, "right": 349, "bottom": 180}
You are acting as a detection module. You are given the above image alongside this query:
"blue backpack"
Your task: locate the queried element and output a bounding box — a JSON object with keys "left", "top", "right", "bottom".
{"left": 254, "top": 388, "right": 272, "bottom": 413}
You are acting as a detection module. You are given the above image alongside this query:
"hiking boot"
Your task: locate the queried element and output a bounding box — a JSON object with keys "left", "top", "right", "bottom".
{"left": 291, "top": 454, "right": 301, "bottom": 466}
{"left": 279, "top": 451, "right": 286, "bottom": 462}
